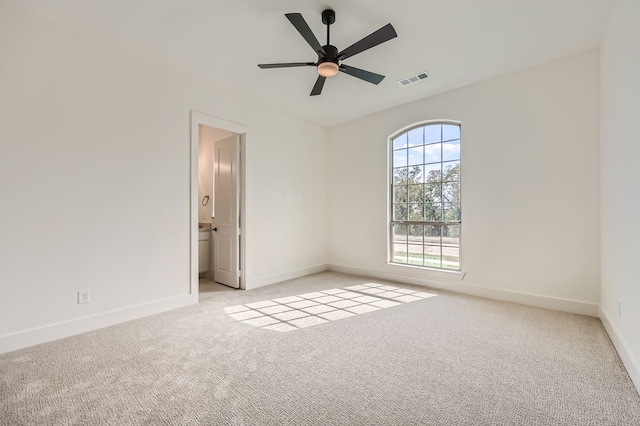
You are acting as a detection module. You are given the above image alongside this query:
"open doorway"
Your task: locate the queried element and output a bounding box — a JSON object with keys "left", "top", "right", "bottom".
{"left": 190, "top": 112, "right": 248, "bottom": 299}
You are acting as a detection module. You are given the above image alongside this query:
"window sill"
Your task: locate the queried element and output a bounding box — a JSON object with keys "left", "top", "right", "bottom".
{"left": 386, "top": 262, "right": 466, "bottom": 281}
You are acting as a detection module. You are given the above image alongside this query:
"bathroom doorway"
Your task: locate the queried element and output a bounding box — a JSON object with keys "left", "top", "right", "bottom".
{"left": 190, "top": 112, "right": 247, "bottom": 297}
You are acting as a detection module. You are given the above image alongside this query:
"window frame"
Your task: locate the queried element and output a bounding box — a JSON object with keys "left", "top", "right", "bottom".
{"left": 387, "top": 120, "right": 462, "bottom": 271}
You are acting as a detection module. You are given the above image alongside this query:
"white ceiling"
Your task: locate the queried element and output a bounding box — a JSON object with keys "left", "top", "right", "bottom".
{"left": 8, "top": 0, "right": 613, "bottom": 127}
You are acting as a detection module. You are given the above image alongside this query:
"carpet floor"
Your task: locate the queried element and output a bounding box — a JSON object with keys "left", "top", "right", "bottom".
{"left": 1, "top": 271, "right": 639, "bottom": 425}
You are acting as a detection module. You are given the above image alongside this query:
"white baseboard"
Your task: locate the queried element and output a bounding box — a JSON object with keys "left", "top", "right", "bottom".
{"left": 329, "top": 264, "right": 599, "bottom": 317}
{"left": 247, "top": 264, "right": 329, "bottom": 289}
{"left": 0, "top": 293, "right": 198, "bottom": 355}
{"left": 599, "top": 307, "right": 640, "bottom": 394}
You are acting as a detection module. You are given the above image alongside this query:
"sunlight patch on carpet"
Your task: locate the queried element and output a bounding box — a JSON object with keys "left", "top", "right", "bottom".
{"left": 224, "top": 283, "right": 436, "bottom": 332}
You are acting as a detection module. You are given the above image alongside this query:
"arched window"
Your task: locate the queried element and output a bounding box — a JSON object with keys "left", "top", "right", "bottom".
{"left": 389, "top": 122, "right": 461, "bottom": 270}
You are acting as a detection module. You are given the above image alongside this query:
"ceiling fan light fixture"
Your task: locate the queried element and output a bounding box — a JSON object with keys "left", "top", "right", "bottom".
{"left": 318, "top": 61, "right": 339, "bottom": 77}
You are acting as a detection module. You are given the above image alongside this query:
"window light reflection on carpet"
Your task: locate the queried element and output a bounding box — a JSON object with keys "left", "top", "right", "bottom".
{"left": 224, "top": 283, "right": 437, "bottom": 332}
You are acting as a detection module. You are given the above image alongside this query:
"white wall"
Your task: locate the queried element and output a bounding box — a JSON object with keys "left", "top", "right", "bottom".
{"left": 328, "top": 50, "right": 601, "bottom": 315}
{"left": 0, "top": 2, "right": 328, "bottom": 352}
{"left": 599, "top": 0, "right": 640, "bottom": 390}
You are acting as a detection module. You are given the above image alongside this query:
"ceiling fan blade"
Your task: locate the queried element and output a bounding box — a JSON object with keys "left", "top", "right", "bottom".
{"left": 310, "top": 75, "right": 326, "bottom": 96}
{"left": 285, "top": 13, "right": 325, "bottom": 56}
{"left": 338, "top": 23, "right": 397, "bottom": 60}
{"left": 258, "top": 62, "right": 315, "bottom": 69}
{"left": 340, "top": 64, "right": 385, "bottom": 85}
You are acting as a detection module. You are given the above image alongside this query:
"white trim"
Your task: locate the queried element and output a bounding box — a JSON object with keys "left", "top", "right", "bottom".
{"left": 386, "top": 262, "right": 465, "bottom": 281}
{"left": 329, "top": 263, "right": 598, "bottom": 317}
{"left": 389, "top": 119, "right": 462, "bottom": 140}
{"left": 247, "top": 264, "right": 329, "bottom": 289}
{"left": 190, "top": 111, "right": 249, "bottom": 293}
{"left": 599, "top": 307, "right": 640, "bottom": 394}
{"left": 0, "top": 294, "right": 197, "bottom": 355}
{"left": 238, "top": 133, "right": 247, "bottom": 289}
{"left": 191, "top": 111, "right": 250, "bottom": 134}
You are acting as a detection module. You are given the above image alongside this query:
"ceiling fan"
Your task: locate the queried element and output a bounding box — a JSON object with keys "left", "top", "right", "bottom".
{"left": 258, "top": 9, "right": 397, "bottom": 96}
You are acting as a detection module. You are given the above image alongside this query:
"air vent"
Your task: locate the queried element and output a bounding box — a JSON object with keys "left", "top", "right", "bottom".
{"left": 398, "top": 71, "right": 429, "bottom": 86}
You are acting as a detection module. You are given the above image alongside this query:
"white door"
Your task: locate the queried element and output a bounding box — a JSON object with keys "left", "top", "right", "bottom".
{"left": 213, "top": 135, "right": 240, "bottom": 288}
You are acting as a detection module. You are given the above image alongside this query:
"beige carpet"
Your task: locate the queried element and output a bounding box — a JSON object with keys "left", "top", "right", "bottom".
{"left": 1, "top": 272, "right": 639, "bottom": 425}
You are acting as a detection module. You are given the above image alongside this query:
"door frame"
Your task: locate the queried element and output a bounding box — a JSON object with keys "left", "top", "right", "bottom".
{"left": 190, "top": 111, "right": 248, "bottom": 295}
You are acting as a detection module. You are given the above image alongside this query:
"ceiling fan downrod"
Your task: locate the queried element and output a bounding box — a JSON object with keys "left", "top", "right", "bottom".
{"left": 322, "top": 9, "right": 335, "bottom": 46}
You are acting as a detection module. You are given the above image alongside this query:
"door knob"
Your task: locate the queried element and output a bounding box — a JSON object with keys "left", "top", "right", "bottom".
{"left": 212, "top": 227, "right": 217, "bottom": 232}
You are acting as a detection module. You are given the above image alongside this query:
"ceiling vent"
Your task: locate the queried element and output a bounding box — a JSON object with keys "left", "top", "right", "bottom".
{"left": 398, "top": 71, "right": 429, "bottom": 86}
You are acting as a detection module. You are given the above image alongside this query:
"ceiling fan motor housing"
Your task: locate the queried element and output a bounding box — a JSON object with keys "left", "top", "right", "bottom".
{"left": 320, "top": 44, "right": 339, "bottom": 63}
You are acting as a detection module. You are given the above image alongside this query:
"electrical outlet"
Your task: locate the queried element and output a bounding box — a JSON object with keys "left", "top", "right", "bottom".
{"left": 618, "top": 301, "right": 622, "bottom": 318}
{"left": 78, "top": 290, "right": 91, "bottom": 305}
